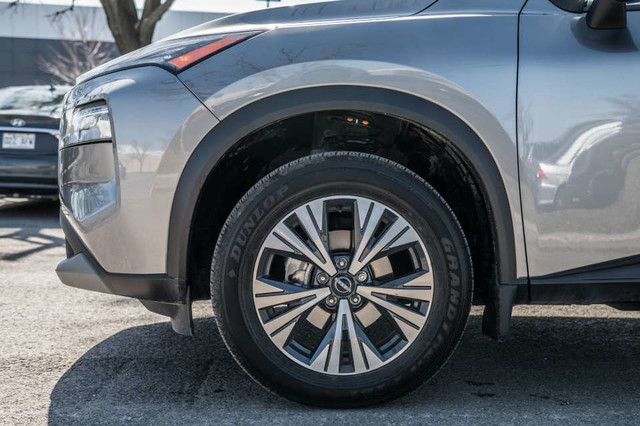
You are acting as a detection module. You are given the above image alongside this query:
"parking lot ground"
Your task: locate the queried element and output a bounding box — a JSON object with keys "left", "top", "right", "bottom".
{"left": 0, "top": 198, "right": 639, "bottom": 425}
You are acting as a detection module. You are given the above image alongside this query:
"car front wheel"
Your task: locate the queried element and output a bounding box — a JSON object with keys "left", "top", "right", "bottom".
{"left": 211, "top": 152, "right": 472, "bottom": 407}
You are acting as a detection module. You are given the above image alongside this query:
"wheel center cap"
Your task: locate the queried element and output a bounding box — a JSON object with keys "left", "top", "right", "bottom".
{"left": 330, "top": 273, "right": 356, "bottom": 297}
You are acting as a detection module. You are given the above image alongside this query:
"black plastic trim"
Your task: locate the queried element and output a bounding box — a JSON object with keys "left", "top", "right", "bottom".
{"left": 481, "top": 283, "right": 520, "bottom": 341}
{"left": 587, "top": 0, "right": 627, "bottom": 29}
{"left": 528, "top": 255, "right": 640, "bottom": 304}
{"left": 528, "top": 282, "right": 640, "bottom": 304}
{"left": 59, "top": 138, "right": 113, "bottom": 150}
{"left": 548, "top": 0, "right": 587, "bottom": 13}
{"left": 167, "top": 86, "right": 518, "bottom": 286}
{"left": 548, "top": 0, "right": 640, "bottom": 14}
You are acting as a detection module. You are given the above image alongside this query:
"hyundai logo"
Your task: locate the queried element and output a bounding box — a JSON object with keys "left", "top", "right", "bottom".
{"left": 10, "top": 118, "right": 26, "bottom": 127}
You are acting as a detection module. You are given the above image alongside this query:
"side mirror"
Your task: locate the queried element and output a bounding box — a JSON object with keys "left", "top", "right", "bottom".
{"left": 587, "top": 0, "right": 627, "bottom": 30}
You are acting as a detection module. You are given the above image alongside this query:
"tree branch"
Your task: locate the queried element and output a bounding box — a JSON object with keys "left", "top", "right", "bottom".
{"left": 137, "top": 0, "right": 174, "bottom": 46}
{"left": 45, "top": 0, "right": 75, "bottom": 22}
{"left": 99, "top": 0, "right": 140, "bottom": 54}
{"left": 24, "top": 0, "right": 175, "bottom": 55}
{"left": 38, "top": 10, "right": 116, "bottom": 85}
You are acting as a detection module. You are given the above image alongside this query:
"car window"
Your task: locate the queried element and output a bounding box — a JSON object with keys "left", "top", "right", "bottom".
{"left": 0, "top": 86, "right": 69, "bottom": 116}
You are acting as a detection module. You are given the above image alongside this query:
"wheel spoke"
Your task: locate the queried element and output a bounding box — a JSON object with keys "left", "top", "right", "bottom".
{"left": 326, "top": 300, "right": 365, "bottom": 373}
{"left": 264, "top": 221, "right": 337, "bottom": 276}
{"left": 358, "top": 271, "right": 434, "bottom": 302}
{"left": 326, "top": 311, "right": 343, "bottom": 374}
{"left": 355, "top": 320, "right": 385, "bottom": 370}
{"left": 255, "top": 277, "right": 318, "bottom": 295}
{"left": 342, "top": 300, "right": 368, "bottom": 373}
{"left": 378, "top": 270, "right": 434, "bottom": 288}
{"left": 261, "top": 286, "right": 330, "bottom": 337}
{"left": 349, "top": 199, "right": 420, "bottom": 275}
{"left": 309, "top": 300, "right": 377, "bottom": 374}
{"left": 364, "top": 286, "right": 432, "bottom": 301}
{"left": 356, "top": 287, "right": 426, "bottom": 327}
{"left": 309, "top": 324, "right": 334, "bottom": 371}
{"left": 254, "top": 278, "right": 330, "bottom": 309}
{"left": 293, "top": 201, "right": 336, "bottom": 275}
{"left": 350, "top": 198, "right": 385, "bottom": 275}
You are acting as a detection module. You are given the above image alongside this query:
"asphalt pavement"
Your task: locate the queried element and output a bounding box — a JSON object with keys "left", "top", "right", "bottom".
{"left": 0, "top": 198, "right": 639, "bottom": 425}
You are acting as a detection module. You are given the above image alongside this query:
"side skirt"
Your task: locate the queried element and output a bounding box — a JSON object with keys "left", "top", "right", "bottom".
{"left": 482, "top": 256, "right": 640, "bottom": 340}
{"left": 528, "top": 255, "right": 640, "bottom": 304}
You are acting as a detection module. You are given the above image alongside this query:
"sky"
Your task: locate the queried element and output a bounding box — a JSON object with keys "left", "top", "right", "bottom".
{"left": 0, "top": 0, "right": 327, "bottom": 14}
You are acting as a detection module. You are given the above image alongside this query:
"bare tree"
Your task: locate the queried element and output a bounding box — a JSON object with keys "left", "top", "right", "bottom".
{"left": 99, "top": 0, "right": 175, "bottom": 54}
{"left": 10, "top": 0, "right": 175, "bottom": 55}
{"left": 129, "top": 140, "right": 150, "bottom": 172}
{"left": 38, "top": 10, "right": 116, "bottom": 85}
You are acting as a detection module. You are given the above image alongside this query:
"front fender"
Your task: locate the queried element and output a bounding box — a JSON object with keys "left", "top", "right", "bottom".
{"left": 177, "top": 10, "right": 526, "bottom": 278}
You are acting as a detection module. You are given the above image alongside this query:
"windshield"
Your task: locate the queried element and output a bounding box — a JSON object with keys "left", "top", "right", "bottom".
{"left": 0, "top": 86, "right": 69, "bottom": 116}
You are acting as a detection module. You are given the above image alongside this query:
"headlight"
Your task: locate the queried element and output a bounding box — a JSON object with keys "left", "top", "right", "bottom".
{"left": 61, "top": 102, "right": 112, "bottom": 148}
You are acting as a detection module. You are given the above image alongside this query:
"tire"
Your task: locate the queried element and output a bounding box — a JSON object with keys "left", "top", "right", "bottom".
{"left": 211, "top": 152, "right": 472, "bottom": 407}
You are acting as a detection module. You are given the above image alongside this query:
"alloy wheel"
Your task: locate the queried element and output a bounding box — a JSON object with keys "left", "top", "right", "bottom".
{"left": 252, "top": 195, "right": 434, "bottom": 375}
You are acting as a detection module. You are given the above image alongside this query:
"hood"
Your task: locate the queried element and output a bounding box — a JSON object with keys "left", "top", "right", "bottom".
{"left": 77, "top": 0, "right": 436, "bottom": 84}
{"left": 172, "top": 0, "right": 436, "bottom": 39}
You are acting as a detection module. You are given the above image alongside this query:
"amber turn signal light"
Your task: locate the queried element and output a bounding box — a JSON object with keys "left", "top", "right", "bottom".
{"left": 168, "top": 34, "right": 252, "bottom": 70}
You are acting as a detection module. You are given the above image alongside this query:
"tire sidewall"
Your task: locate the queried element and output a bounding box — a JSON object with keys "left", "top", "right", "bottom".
{"left": 211, "top": 153, "right": 472, "bottom": 406}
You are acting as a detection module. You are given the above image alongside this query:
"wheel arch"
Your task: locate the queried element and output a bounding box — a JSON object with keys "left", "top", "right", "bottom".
{"left": 167, "top": 85, "right": 517, "bottom": 289}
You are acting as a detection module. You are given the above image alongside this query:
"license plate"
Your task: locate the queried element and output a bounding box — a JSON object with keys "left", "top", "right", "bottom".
{"left": 2, "top": 132, "right": 36, "bottom": 150}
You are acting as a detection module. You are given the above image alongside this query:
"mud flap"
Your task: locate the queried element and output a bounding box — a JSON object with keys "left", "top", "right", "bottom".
{"left": 481, "top": 284, "right": 518, "bottom": 341}
{"left": 140, "top": 289, "right": 194, "bottom": 336}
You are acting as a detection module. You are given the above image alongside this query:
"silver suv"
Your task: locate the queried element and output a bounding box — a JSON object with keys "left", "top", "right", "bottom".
{"left": 56, "top": 0, "right": 640, "bottom": 407}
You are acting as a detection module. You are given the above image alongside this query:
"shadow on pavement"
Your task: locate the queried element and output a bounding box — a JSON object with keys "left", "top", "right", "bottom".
{"left": 0, "top": 198, "right": 62, "bottom": 261}
{"left": 48, "top": 315, "right": 640, "bottom": 424}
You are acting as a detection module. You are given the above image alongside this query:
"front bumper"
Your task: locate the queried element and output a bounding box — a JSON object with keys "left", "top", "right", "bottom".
{"left": 57, "top": 214, "right": 193, "bottom": 335}
{"left": 56, "top": 66, "right": 218, "bottom": 334}
{"left": 57, "top": 66, "right": 217, "bottom": 275}
{"left": 0, "top": 154, "right": 58, "bottom": 197}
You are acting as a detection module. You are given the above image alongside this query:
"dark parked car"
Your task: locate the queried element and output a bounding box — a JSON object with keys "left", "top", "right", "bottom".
{"left": 0, "top": 85, "right": 69, "bottom": 198}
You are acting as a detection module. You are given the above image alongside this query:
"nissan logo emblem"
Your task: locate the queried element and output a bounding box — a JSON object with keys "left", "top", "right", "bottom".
{"left": 331, "top": 275, "right": 355, "bottom": 296}
{"left": 10, "top": 118, "right": 26, "bottom": 127}
{"left": 335, "top": 277, "right": 351, "bottom": 292}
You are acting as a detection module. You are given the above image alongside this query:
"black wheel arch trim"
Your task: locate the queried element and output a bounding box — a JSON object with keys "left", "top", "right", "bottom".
{"left": 167, "top": 85, "right": 518, "bottom": 287}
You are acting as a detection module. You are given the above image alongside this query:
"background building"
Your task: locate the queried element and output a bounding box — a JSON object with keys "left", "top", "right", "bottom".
{"left": 0, "top": 0, "right": 325, "bottom": 88}
{"left": 0, "top": 2, "right": 226, "bottom": 87}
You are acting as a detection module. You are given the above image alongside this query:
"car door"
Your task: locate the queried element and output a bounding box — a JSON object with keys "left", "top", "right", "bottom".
{"left": 518, "top": 0, "right": 640, "bottom": 277}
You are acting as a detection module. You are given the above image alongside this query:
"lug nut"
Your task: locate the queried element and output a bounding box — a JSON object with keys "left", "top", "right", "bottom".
{"left": 349, "top": 294, "right": 361, "bottom": 306}
{"left": 316, "top": 272, "right": 329, "bottom": 284}
{"left": 356, "top": 271, "right": 368, "bottom": 283}
{"left": 336, "top": 257, "right": 348, "bottom": 270}
{"left": 325, "top": 295, "right": 338, "bottom": 307}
